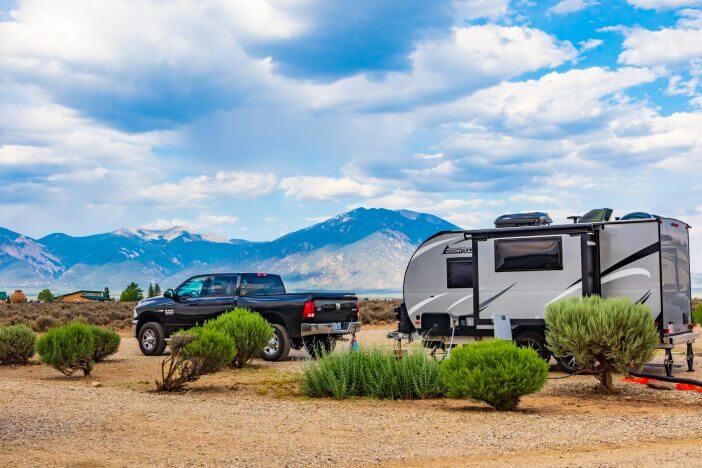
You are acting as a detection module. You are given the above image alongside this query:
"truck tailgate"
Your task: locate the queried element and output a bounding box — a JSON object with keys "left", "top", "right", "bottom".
{"left": 308, "top": 295, "right": 358, "bottom": 323}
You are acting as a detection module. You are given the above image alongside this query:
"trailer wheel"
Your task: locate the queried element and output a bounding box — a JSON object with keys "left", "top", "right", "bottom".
{"left": 514, "top": 331, "right": 551, "bottom": 362}
{"left": 556, "top": 355, "right": 582, "bottom": 374}
{"left": 304, "top": 335, "right": 336, "bottom": 359}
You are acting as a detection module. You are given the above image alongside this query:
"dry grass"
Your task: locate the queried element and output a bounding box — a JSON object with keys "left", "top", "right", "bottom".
{"left": 0, "top": 299, "right": 401, "bottom": 331}
{"left": 0, "top": 302, "right": 135, "bottom": 331}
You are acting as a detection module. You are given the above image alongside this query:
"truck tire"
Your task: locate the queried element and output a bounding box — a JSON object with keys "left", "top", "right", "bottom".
{"left": 138, "top": 321, "right": 167, "bottom": 356}
{"left": 260, "top": 324, "right": 291, "bottom": 362}
{"left": 304, "top": 335, "right": 336, "bottom": 359}
{"left": 514, "top": 331, "right": 551, "bottom": 362}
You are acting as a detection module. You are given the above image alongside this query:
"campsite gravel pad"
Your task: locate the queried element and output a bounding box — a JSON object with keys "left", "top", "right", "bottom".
{"left": 1, "top": 331, "right": 701, "bottom": 466}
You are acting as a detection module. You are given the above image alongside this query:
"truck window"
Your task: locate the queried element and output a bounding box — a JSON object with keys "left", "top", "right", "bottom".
{"left": 176, "top": 276, "right": 209, "bottom": 299}
{"left": 447, "top": 258, "right": 473, "bottom": 288}
{"left": 495, "top": 237, "right": 562, "bottom": 272}
{"left": 239, "top": 275, "right": 285, "bottom": 296}
{"left": 202, "top": 275, "right": 238, "bottom": 297}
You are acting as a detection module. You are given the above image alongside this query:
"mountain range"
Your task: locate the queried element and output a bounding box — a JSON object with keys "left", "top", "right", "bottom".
{"left": 0, "top": 208, "right": 460, "bottom": 296}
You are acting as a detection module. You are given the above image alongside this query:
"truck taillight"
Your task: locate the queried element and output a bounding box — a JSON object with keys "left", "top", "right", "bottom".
{"left": 302, "top": 300, "right": 316, "bottom": 318}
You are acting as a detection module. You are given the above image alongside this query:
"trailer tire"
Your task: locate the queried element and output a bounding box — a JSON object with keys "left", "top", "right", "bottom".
{"left": 514, "top": 331, "right": 551, "bottom": 362}
{"left": 304, "top": 335, "right": 336, "bottom": 359}
{"left": 556, "top": 355, "right": 582, "bottom": 374}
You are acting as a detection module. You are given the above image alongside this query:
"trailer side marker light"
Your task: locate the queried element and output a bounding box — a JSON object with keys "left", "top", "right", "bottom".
{"left": 671, "top": 223, "right": 679, "bottom": 227}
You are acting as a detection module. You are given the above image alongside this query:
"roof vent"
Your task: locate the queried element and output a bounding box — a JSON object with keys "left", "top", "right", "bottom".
{"left": 494, "top": 212, "right": 552, "bottom": 228}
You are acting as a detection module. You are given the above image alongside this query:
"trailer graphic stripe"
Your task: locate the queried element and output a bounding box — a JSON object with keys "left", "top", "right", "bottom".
{"left": 447, "top": 293, "right": 473, "bottom": 311}
{"left": 600, "top": 242, "right": 660, "bottom": 277}
{"left": 547, "top": 267, "right": 652, "bottom": 306}
{"left": 407, "top": 293, "right": 447, "bottom": 316}
{"left": 564, "top": 242, "right": 660, "bottom": 289}
{"left": 478, "top": 283, "right": 516, "bottom": 312}
{"left": 412, "top": 236, "right": 463, "bottom": 260}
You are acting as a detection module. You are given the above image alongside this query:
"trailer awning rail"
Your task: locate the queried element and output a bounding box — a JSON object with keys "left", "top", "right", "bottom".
{"left": 465, "top": 223, "right": 602, "bottom": 240}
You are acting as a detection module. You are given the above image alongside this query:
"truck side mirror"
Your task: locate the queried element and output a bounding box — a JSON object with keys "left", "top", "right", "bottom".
{"left": 164, "top": 289, "right": 174, "bottom": 299}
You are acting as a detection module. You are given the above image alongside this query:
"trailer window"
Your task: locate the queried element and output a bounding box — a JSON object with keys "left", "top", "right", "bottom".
{"left": 495, "top": 237, "right": 562, "bottom": 272}
{"left": 447, "top": 258, "right": 473, "bottom": 288}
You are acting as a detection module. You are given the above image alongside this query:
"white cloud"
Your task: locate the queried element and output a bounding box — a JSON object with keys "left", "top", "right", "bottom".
{"left": 549, "top": 0, "right": 598, "bottom": 15}
{"left": 627, "top": 0, "right": 702, "bottom": 9}
{"left": 139, "top": 172, "right": 278, "bottom": 204}
{"left": 439, "top": 67, "right": 658, "bottom": 136}
{"left": 579, "top": 38, "right": 604, "bottom": 52}
{"left": 278, "top": 176, "right": 383, "bottom": 201}
{"left": 305, "top": 216, "right": 331, "bottom": 223}
{"left": 303, "top": 25, "right": 577, "bottom": 111}
{"left": 415, "top": 152, "right": 445, "bottom": 160}
{"left": 618, "top": 10, "right": 702, "bottom": 67}
{"left": 141, "top": 214, "right": 238, "bottom": 234}
{"left": 453, "top": 0, "right": 511, "bottom": 21}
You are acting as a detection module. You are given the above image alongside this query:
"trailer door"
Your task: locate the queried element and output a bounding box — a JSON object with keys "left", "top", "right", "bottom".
{"left": 660, "top": 219, "right": 692, "bottom": 330}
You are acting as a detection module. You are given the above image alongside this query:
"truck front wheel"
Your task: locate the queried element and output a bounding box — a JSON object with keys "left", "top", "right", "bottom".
{"left": 304, "top": 335, "right": 336, "bottom": 359}
{"left": 138, "top": 322, "right": 167, "bottom": 356}
{"left": 260, "top": 324, "right": 291, "bottom": 362}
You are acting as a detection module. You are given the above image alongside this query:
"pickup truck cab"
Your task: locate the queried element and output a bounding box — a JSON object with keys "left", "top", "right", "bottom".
{"left": 132, "top": 273, "right": 361, "bottom": 361}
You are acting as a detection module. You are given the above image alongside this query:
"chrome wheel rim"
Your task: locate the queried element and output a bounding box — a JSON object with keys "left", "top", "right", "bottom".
{"left": 142, "top": 329, "right": 156, "bottom": 352}
{"left": 263, "top": 335, "right": 279, "bottom": 356}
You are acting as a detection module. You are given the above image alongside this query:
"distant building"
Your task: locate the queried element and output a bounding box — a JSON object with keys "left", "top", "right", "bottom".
{"left": 10, "top": 290, "right": 28, "bottom": 303}
{"left": 0, "top": 291, "right": 6, "bottom": 301}
{"left": 56, "top": 290, "right": 107, "bottom": 303}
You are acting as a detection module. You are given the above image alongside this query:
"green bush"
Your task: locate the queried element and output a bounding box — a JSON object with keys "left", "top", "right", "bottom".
{"left": 36, "top": 322, "right": 95, "bottom": 376}
{"left": 156, "top": 327, "right": 235, "bottom": 391}
{"left": 546, "top": 296, "right": 659, "bottom": 392}
{"left": 89, "top": 325, "right": 121, "bottom": 362}
{"left": 440, "top": 340, "right": 548, "bottom": 410}
{"left": 693, "top": 302, "right": 702, "bottom": 327}
{"left": 302, "top": 348, "right": 444, "bottom": 399}
{"left": 0, "top": 324, "right": 36, "bottom": 365}
{"left": 204, "top": 308, "right": 273, "bottom": 368}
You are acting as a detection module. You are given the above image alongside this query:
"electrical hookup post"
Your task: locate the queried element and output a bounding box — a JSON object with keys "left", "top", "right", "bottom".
{"left": 349, "top": 330, "right": 359, "bottom": 351}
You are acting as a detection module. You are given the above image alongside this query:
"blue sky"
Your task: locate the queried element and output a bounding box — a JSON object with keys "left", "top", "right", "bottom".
{"left": 1, "top": 0, "right": 702, "bottom": 270}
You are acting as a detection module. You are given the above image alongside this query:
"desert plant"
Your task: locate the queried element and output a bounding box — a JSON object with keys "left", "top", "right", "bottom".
{"left": 204, "top": 308, "right": 273, "bottom": 368}
{"left": 36, "top": 322, "right": 96, "bottom": 376}
{"left": 89, "top": 325, "right": 121, "bottom": 362}
{"left": 302, "top": 348, "right": 444, "bottom": 399}
{"left": 34, "top": 315, "right": 59, "bottom": 332}
{"left": 0, "top": 324, "right": 36, "bottom": 365}
{"left": 693, "top": 301, "right": 702, "bottom": 327}
{"left": 546, "top": 296, "right": 659, "bottom": 392}
{"left": 156, "top": 327, "right": 236, "bottom": 392}
{"left": 440, "top": 340, "right": 548, "bottom": 410}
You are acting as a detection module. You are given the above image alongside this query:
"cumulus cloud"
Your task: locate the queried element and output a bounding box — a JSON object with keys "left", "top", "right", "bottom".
{"left": 301, "top": 25, "right": 577, "bottom": 111}
{"left": 279, "top": 176, "right": 383, "bottom": 201}
{"left": 618, "top": 10, "right": 702, "bottom": 67}
{"left": 549, "top": 0, "right": 598, "bottom": 15}
{"left": 138, "top": 172, "right": 278, "bottom": 204}
{"left": 627, "top": 0, "right": 702, "bottom": 9}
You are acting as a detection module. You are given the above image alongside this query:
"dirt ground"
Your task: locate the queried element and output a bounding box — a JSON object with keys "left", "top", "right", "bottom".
{"left": 1, "top": 326, "right": 702, "bottom": 467}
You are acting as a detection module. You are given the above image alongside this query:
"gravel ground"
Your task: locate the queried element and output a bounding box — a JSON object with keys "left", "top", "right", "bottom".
{"left": 1, "top": 327, "right": 701, "bottom": 467}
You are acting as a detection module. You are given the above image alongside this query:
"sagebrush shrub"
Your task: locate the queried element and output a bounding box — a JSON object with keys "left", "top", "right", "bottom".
{"left": 34, "top": 315, "right": 58, "bottom": 332}
{"left": 204, "top": 308, "right": 272, "bottom": 368}
{"left": 89, "top": 325, "right": 121, "bottom": 362}
{"left": 156, "top": 327, "right": 236, "bottom": 392}
{"left": 36, "top": 322, "right": 95, "bottom": 376}
{"left": 546, "top": 296, "right": 659, "bottom": 392}
{"left": 440, "top": 340, "right": 548, "bottom": 410}
{"left": 693, "top": 302, "right": 702, "bottom": 327}
{"left": 0, "top": 324, "right": 36, "bottom": 365}
{"left": 302, "top": 348, "right": 444, "bottom": 399}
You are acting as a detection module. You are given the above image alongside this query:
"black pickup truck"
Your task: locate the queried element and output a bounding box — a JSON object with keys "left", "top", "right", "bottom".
{"left": 132, "top": 273, "right": 361, "bottom": 361}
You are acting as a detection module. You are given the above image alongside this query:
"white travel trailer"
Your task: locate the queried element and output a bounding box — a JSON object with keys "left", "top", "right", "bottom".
{"left": 394, "top": 210, "right": 698, "bottom": 375}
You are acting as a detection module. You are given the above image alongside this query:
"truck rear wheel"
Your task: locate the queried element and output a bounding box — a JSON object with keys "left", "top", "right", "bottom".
{"left": 514, "top": 331, "right": 551, "bottom": 362}
{"left": 260, "top": 324, "right": 291, "bottom": 362}
{"left": 138, "top": 322, "right": 167, "bottom": 356}
{"left": 304, "top": 335, "right": 336, "bottom": 359}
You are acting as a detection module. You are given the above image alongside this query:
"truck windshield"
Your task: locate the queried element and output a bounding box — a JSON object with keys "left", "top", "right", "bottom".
{"left": 239, "top": 275, "right": 285, "bottom": 296}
